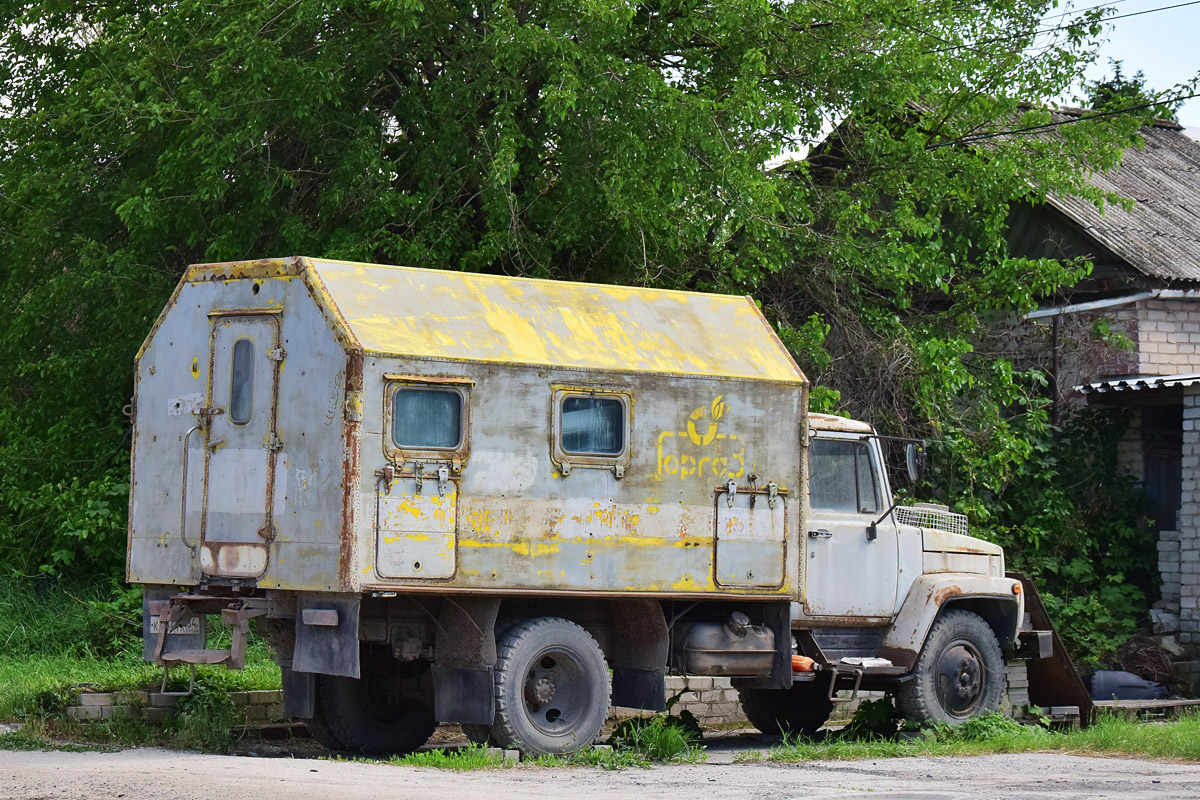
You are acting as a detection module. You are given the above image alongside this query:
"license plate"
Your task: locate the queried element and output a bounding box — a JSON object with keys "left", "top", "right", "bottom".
{"left": 150, "top": 615, "right": 202, "bottom": 636}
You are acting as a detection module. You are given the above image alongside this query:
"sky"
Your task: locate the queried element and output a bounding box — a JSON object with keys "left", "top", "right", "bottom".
{"left": 1076, "top": 0, "right": 1200, "bottom": 127}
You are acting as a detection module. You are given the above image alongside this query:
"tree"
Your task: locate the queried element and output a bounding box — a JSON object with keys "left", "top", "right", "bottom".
{"left": 1087, "top": 58, "right": 1179, "bottom": 121}
{"left": 0, "top": 1, "right": 1145, "bottom": 575}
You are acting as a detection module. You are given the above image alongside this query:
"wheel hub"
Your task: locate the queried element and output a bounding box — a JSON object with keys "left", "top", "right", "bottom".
{"left": 526, "top": 675, "right": 556, "bottom": 706}
{"left": 936, "top": 643, "right": 985, "bottom": 718}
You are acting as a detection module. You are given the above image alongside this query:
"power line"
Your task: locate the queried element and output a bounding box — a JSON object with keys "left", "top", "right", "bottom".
{"left": 926, "top": 91, "right": 1200, "bottom": 149}
{"left": 930, "top": 0, "right": 1200, "bottom": 55}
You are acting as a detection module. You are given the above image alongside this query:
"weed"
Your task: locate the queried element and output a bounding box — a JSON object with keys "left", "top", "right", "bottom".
{"left": 837, "top": 697, "right": 899, "bottom": 740}
{"left": 172, "top": 681, "right": 236, "bottom": 753}
{"left": 767, "top": 710, "right": 1200, "bottom": 762}
{"left": 526, "top": 747, "right": 652, "bottom": 770}
{"left": 612, "top": 716, "right": 700, "bottom": 761}
{"left": 388, "top": 743, "right": 511, "bottom": 770}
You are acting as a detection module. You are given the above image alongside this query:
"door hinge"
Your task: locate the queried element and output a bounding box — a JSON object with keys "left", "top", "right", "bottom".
{"left": 267, "top": 433, "right": 284, "bottom": 452}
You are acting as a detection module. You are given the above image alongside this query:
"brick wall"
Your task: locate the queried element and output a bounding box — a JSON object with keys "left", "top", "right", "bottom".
{"left": 1177, "top": 387, "right": 1200, "bottom": 654}
{"left": 1131, "top": 300, "right": 1200, "bottom": 376}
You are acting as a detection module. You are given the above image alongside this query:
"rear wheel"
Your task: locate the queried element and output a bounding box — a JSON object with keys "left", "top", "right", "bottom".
{"left": 738, "top": 676, "right": 835, "bottom": 737}
{"left": 460, "top": 723, "right": 495, "bottom": 746}
{"left": 309, "top": 650, "right": 437, "bottom": 755}
{"left": 488, "top": 616, "right": 610, "bottom": 755}
{"left": 897, "top": 609, "right": 1004, "bottom": 725}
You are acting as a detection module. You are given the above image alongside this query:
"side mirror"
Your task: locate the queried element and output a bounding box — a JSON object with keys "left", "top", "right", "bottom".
{"left": 905, "top": 442, "right": 926, "bottom": 483}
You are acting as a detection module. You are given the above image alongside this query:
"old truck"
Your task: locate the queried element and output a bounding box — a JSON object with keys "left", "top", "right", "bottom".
{"left": 128, "top": 256, "right": 1032, "bottom": 755}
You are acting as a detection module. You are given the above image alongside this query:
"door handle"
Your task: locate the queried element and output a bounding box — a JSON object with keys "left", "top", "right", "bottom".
{"left": 807, "top": 529, "right": 832, "bottom": 539}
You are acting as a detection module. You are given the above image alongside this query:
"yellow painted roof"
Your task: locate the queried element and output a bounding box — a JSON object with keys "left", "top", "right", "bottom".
{"left": 192, "top": 257, "right": 805, "bottom": 383}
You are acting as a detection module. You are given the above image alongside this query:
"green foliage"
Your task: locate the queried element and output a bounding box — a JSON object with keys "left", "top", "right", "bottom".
{"left": 173, "top": 680, "right": 237, "bottom": 753}
{"left": 1087, "top": 59, "right": 1180, "bottom": 121}
{"left": 609, "top": 690, "right": 704, "bottom": 762}
{"left": 929, "top": 712, "right": 1043, "bottom": 743}
{"left": 982, "top": 408, "right": 1155, "bottom": 665}
{"left": 608, "top": 703, "right": 705, "bottom": 763}
{"left": 767, "top": 711, "right": 1200, "bottom": 762}
{"left": 388, "top": 743, "right": 512, "bottom": 770}
{"left": 0, "top": 578, "right": 142, "bottom": 660}
{"left": 837, "top": 696, "right": 899, "bottom": 741}
{"left": 0, "top": 0, "right": 1151, "bottom": 578}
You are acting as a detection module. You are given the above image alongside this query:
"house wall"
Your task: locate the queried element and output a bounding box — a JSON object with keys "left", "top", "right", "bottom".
{"left": 1128, "top": 300, "right": 1200, "bottom": 376}
{"left": 1178, "top": 387, "right": 1200, "bottom": 656}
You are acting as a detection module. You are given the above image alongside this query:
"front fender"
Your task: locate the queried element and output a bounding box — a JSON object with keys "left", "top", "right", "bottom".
{"left": 878, "top": 573, "right": 1023, "bottom": 670}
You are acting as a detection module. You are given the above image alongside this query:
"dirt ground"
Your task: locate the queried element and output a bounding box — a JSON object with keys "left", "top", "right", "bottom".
{"left": 3, "top": 731, "right": 1200, "bottom": 800}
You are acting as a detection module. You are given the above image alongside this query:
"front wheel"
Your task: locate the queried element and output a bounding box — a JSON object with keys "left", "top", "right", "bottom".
{"left": 896, "top": 609, "right": 1004, "bottom": 724}
{"left": 488, "top": 616, "right": 610, "bottom": 755}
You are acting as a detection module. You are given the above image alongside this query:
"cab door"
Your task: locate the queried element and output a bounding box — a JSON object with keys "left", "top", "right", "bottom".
{"left": 803, "top": 435, "right": 898, "bottom": 617}
{"left": 199, "top": 311, "right": 283, "bottom": 578}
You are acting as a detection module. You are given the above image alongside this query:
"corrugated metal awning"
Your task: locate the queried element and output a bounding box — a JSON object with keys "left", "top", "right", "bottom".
{"left": 1078, "top": 372, "right": 1200, "bottom": 394}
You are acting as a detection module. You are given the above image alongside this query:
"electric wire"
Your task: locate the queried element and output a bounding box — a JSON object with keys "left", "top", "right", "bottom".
{"left": 926, "top": 91, "right": 1200, "bottom": 149}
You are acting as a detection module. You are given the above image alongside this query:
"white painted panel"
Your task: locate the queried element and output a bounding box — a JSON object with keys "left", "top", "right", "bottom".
{"left": 376, "top": 481, "right": 458, "bottom": 579}
{"left": 205, "top": 448, "right": 270, "bottom": 514}
{"left": 715, "top": 493, "right": 786, "bottom": 587}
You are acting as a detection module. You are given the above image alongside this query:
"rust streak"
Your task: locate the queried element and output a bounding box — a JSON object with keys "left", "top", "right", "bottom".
{"left": 933, "top": 585, "right": 963, "bottom": 606}
{"left": 339, "top": 351, "right": 364, "bottom": 591}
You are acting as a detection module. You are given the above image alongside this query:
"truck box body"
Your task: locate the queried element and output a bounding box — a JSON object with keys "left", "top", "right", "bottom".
{"left": 130, "top": 256, "right": 1035, "bottom": 755}
{"left": 128, "top": 256, "right": 807, "bottom": 599}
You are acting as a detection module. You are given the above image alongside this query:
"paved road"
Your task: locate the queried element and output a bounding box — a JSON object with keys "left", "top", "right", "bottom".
{"left": 2, "top": 745, "right": 1199, "bottom": 800}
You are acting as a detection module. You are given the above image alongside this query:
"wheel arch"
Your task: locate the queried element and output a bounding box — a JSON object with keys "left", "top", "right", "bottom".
{"left": 879, "top": 573, "right": 1023, "bottom": 670}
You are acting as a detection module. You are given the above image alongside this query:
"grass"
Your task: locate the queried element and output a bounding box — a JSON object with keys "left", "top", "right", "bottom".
{"left": 0, "top": 575, "right": 280, "bottom": 740}
{"left": 760, "top": 711, "right": 1200, "bottom": 763}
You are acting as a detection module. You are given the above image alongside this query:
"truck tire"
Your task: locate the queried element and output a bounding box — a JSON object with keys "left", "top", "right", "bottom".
{"left": 488, "top": 616, "right": 610, "bottom": 755}
{"left": 897, "top": 609, "right": 1004, "bottom": 724}
{"left": 311, "top": 656, "right": 437, "bottom": 755}
{"left": 460, "top": 724, "right": 496, "bottom": 746}
{"left": 738, "top": 679, "right": 835, "bottom": 736}
{"left": 304, "top": 707, "right": 348, "bottom": 751}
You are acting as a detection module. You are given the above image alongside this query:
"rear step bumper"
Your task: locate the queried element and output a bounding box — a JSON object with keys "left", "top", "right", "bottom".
{"left": 152, "top": 595, "right": 267, "bottom": 670}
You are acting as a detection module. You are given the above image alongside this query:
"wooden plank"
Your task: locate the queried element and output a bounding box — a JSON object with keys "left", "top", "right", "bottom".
{"left": 1094, "top": 699, "right": 1200, "bottom": 710}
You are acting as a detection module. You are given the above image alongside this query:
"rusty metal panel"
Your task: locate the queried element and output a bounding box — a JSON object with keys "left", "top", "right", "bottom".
{"left": 298, "top": 258, "right": 804, "bottom": 383}
{"left": 133, "top": 258, "right": 806, "bottom": 600}
{"left": 714, "top": 488, "right": 787, "bottom": 588}
{"left": 376, "top": 477, "right": 457, "bottom": 579}
{"left": 355, "top": 356, "right": 804, "bottom": 597}
{"left": 129, "top": 273, "right": 352, "bottom": 592}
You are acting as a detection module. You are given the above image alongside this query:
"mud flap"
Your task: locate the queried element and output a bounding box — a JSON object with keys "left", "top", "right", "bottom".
{"left": 612, "top": 668, "right": 666, "bottom": 711}
{"left": 281, "top": 666, "right": 315, "bottom": 719}
{"left": 432, "top": 665, "right": 495, "bottom": 723}
{"left": 1009, "top": 572, "right": 1094, "bottom": 724}
{"left": 293, "top": 594, "right": 361, "bottom": 678}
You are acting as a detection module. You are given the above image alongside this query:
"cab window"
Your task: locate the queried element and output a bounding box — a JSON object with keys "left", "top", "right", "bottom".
{"left": 809, "top": 439, "right": 878, "bottom": 514}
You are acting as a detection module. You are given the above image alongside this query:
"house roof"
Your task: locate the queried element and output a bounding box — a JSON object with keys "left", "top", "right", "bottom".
{"left": 184, "top": 257, "right": 807, "bottom": 384}
{"left": 1045, "top": 111, "right": 1200, "bottom": 283}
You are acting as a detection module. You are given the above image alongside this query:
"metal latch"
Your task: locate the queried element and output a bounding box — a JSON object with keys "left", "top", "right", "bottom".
{"left": 767, "top": 481, "right": 778, "bottom": 510}
{"left": 266, "top": 432, "right": 284, "bottom": 452}
{"left": 413, "top": 461, "right": 424, "bottom": 494}
{"left": 437, "top": 465, "right": 450, "bottom": 497}
{"left": 267, "top": 347, "right": 287, "bottom": 362}
{"left": 726, "top": 479, "right": 737, "bottom": 507}
{"left": 560, "top": 460, "right": 572, "bottom": 476}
